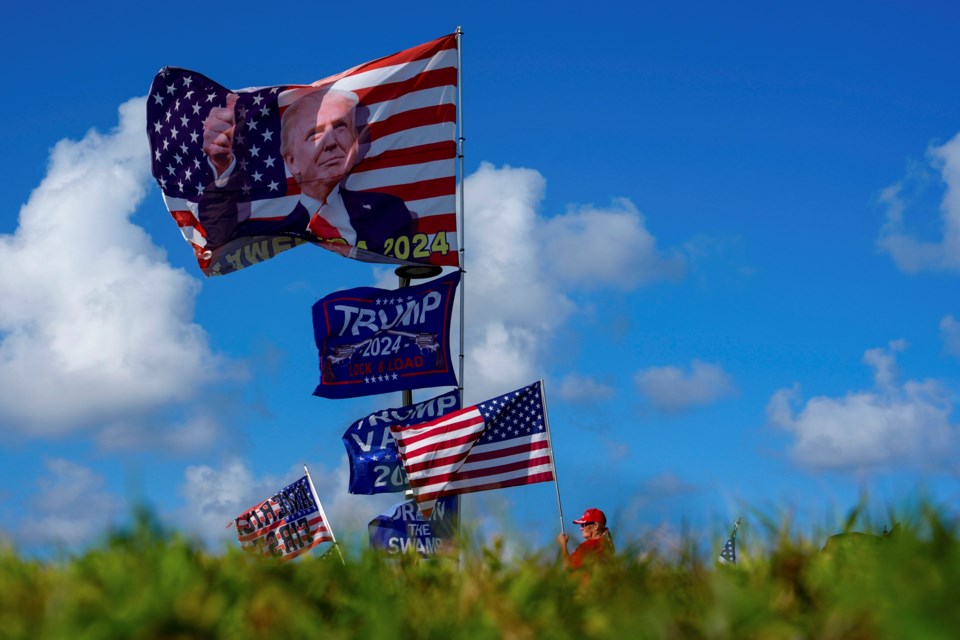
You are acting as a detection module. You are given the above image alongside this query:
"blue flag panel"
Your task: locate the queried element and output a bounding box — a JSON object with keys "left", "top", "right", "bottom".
{"left": 313, "top": 271, "right": 459, "bottom": 399}
{"left": 343, "top": 389, "right": 460, "bottom": 494}
{"left": 368, "top": 496, "right": 458, "bottom": 557}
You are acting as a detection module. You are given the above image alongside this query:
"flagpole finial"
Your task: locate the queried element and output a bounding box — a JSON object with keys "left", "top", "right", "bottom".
{"left": 395, "top": 265, "right": 443, "bottom": 282}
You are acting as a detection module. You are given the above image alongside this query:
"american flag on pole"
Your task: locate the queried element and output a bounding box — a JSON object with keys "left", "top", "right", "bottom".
{"left": 147, "top": 34, "right": 459, "bottom": 276}
{"left": 390, "top": 381, "right": 556, "bottom": 518}
{"left": 234, "top": 474, "right": 334, "bottom": 561}
{"left": 718, "top": 517, "right": 741, "bottom": 565}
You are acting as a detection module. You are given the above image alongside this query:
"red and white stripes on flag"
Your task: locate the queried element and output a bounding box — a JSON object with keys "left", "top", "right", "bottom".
{"left": 234, "top": 474, "right": 334, "bottom": 561}
{"left": 285, "top": 34, "right": 458, "bottom": 232}
{"left": 390, "top": 381, "right": 556, "bottom": 518}
{"left": 273, "top": 35, "right": 459, "bottom": 259}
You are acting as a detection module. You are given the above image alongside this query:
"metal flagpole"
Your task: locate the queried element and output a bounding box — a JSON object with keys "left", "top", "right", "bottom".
{"left": 455, "top": 25, "right": 466, "bottom": 408}
{"left": 304, "top": 464, "right": 345, "bottom": 565}
{"left": 454, "top": 25, "right": 466, "bottom": 567}
{"left": 538, "top": 379, "right": 566, "bottom": 537}
{"left": 393, "top": 29, "right": 466, "bottom": 563}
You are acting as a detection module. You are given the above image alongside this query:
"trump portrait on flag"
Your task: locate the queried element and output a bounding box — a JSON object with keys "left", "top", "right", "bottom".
{"left": 147, "top": 34, "right": 460, "bottom": 276}
{"left": 199, "top": 86, "right": 415, "bottom": 258}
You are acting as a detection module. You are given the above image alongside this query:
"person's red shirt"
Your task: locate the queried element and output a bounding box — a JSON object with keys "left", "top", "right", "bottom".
{"left": 569, "top": 536, "right": 612, "bottom": 569}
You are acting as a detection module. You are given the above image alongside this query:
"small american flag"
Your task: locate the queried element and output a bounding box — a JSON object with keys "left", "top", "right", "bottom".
{"left": 147, "top": 34, "right": 459, "bottom": 276}
{"left": 390, "top": 381, "right": 556, "bottom": 518}
{"left": 234, "top": 474, "right": 334, "bottom": 561}
{"left": 718, "top": 517, "right": 741, "bottom": 565}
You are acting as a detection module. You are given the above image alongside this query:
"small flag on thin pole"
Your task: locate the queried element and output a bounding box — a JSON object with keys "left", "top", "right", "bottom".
{"left": 718, "top": 517, "right": 742, "bottom": 565}
{"left": 304, "top": 464, "right": 345, "bottom": 565}
{"left": 232, "top": 471, "right": 336, "bottom": 561}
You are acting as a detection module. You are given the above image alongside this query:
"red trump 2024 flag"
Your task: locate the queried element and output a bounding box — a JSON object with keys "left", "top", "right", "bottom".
{"left": 147, "top": 34, "right": 459, "bottom": 276}
{"left": 390, "top": 381, "right": 555, "bottom": 518}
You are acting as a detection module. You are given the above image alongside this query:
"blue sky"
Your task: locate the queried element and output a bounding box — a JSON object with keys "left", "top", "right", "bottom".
{"left": 1, "top": 1, "right": 959, "bottom": 556}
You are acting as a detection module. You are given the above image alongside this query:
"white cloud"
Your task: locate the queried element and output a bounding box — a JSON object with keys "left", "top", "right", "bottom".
{"left": 96, "top": 413, "right": 224, "bottom": 455}
{"left": 541, "top": 198, "right": 685, "bottom": 289}
{"left": 941, "top": 315, "right": 960, "bottom": 358}
{"left": 633, "top": 360, "right": 735, "bottom": 412}
{"left": 19, "top": 458, "right": 122, "bottom": 548}
{"left": 0, "top": 97, "right": 228, "bottom": 437}
{"left": 878, "top": 130, "right": 960, "bottom": 272}
{"left": 460, "top": 162, "right": 686, "bottom": 402}
{"left": 863, "top": 338, "right": 907, "bottom": 390}
{"left": 179, "top": 459, "right": 264, "bottom": 544}
{"left": 768, "top": 341, "right": 956, "bottom": 470}
{"left": 553, "top": 373, "right": 616, "bottom": 402}
{"left": 460, "top": 164, "right": 573, "bottom": 401}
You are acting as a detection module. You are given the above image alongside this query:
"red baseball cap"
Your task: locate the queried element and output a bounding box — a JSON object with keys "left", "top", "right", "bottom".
{"left": 573, "top": 508, "right": 606, "bottom": 526}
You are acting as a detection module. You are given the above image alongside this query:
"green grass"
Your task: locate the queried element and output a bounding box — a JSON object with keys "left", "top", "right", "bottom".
{"left": 1, "top": 505, "right": 958, "bottom": 639}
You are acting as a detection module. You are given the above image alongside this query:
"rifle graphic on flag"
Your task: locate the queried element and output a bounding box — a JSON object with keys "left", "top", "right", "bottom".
{"left": 233, "top": 465, "right": 343, "bottom": 563}
{"left": 718, "top": 517, "right": 742, "bottom": 565}
{"left": 390, "top": 380, "right": 557, "bottom": 518}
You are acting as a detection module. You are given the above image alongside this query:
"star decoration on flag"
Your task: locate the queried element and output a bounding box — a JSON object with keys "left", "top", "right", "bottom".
{"left": 476, "top": 382, "right": 546, "bottom": 445}
{"left": 146, "top": 68, "right": 289, "bottom": 203}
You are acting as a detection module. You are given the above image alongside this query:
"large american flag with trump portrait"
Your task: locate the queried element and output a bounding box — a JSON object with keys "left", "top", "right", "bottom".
{"left": 146, "top": 34, "right": 459, "bottom": 276}
{"left": 390, "top": 381, "right": 556, "bottom": 518}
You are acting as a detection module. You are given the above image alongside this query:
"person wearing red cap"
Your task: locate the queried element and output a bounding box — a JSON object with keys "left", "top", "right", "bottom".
{"left": 558, "top": 507, "right": 614, "bottom": 570}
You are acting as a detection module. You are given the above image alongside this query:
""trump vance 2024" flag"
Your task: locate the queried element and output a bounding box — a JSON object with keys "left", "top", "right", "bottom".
{"left": 343, "top": 389, "right": 461, "bottom": 495}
